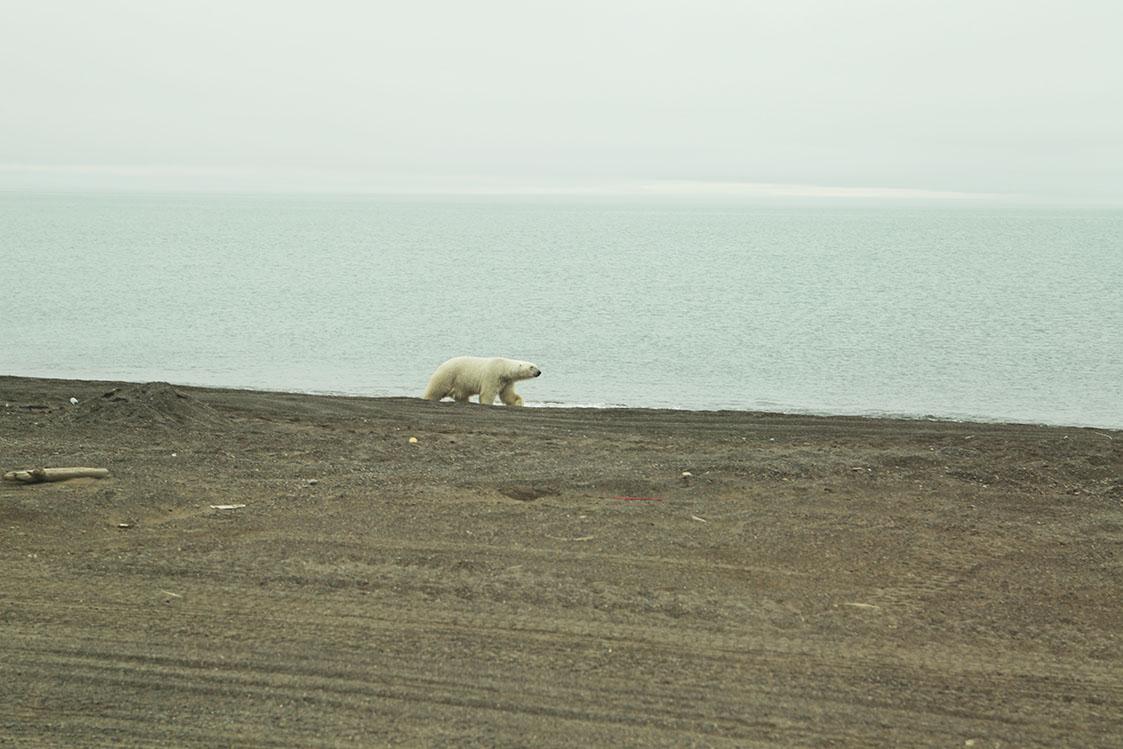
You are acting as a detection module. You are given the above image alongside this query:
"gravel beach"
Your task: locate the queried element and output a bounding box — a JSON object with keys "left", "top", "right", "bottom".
{"left": 2, "top": 375, "right": 1121, "bottom": 747}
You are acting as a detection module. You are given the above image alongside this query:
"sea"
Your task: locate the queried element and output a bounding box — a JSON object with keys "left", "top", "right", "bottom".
{"left": 2, "top": 191, "right": 1121, "bottom": 429}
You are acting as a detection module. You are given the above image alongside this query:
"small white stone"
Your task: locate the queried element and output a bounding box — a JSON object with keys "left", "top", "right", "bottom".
{"left": 408, "top": 436, "right": 419, "bottom": 444}
{"left": 69, "top": 397, "right": 79, "bottom": 405}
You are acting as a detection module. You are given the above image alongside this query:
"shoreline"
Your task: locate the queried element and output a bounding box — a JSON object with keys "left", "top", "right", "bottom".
{"left": 4, "top": 373, "right": 1119, "bottom": 433}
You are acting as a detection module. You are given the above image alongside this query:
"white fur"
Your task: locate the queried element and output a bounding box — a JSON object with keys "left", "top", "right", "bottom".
{"left": 423, "top": 356, "right": 541, "bottom": 406}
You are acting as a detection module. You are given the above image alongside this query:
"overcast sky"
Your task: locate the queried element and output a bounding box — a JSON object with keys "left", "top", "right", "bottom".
{"left": 2, "top": 0, "right": 1120, "bottom": 201}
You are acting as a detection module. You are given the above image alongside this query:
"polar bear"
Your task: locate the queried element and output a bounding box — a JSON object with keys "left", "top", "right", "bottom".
{"left": 423, "top": 356, "right": 541, "bottom": 406}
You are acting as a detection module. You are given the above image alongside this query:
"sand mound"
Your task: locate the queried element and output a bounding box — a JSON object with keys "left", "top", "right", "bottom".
{"left": 73, "top": 382, "right": 227, "bottom": 429}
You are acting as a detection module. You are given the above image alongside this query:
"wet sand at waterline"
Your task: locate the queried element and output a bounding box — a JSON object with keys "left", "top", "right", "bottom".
{"left": 2, "top": 375, "right": 1121, "bottom": 746}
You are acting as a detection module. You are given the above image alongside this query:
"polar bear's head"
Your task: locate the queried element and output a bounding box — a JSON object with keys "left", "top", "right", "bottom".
{"left": 512, "top": 361, "right": 542, "bottom": 380}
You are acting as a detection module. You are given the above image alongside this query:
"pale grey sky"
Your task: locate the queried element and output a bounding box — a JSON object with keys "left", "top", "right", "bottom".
{"left": 2, "top": 0, "right": 1121, "bottom": 201}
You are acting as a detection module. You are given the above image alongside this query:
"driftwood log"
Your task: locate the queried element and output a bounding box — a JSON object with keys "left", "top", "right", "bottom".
{"left": 2, "top": 467, "right": 110, "bottom": 483}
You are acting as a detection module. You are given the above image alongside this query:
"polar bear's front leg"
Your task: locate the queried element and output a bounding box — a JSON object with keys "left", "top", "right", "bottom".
{"left": 478, "top": 385, "right": 498, "bottom": 405}
{"left": 499, "top": 382, "right": 524, "bottom": 406}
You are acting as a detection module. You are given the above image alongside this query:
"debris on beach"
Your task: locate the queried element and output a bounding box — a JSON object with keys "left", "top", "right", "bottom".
{"left": 3, "top": 467, "right": 110, "bottom": 483}
{"left": 498, "top": 482, "right": 559, "bottom": 500}
{"left": 499, "top": 484, "right": 559, "bottom": 501}
{"left": 209, "top": 504, "right": 246, "bottom": 510}
{"left": 408, "top": 436, "right": 419, "bottom": 444}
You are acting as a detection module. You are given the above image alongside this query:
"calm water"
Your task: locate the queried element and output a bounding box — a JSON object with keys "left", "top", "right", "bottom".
{"left": 2, "top": 192, "right": 1121, "bottom": 428}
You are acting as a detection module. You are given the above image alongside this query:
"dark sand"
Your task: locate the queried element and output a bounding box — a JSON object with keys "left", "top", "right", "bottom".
{"left": 2, "top": 375, "right": 1121, "bottom": 747}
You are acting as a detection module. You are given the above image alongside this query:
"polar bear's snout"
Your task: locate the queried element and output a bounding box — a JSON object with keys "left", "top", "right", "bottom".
{"left": 531, "top": 367, "right": 542, "bottom": 377}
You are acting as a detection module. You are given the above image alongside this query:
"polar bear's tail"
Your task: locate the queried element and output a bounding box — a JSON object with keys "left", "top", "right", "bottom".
{"left": 422, "top": 359, "right": 453, "bottom": 400}
{"left": 422, "top": 372, "right": 448, "bottom": 400}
